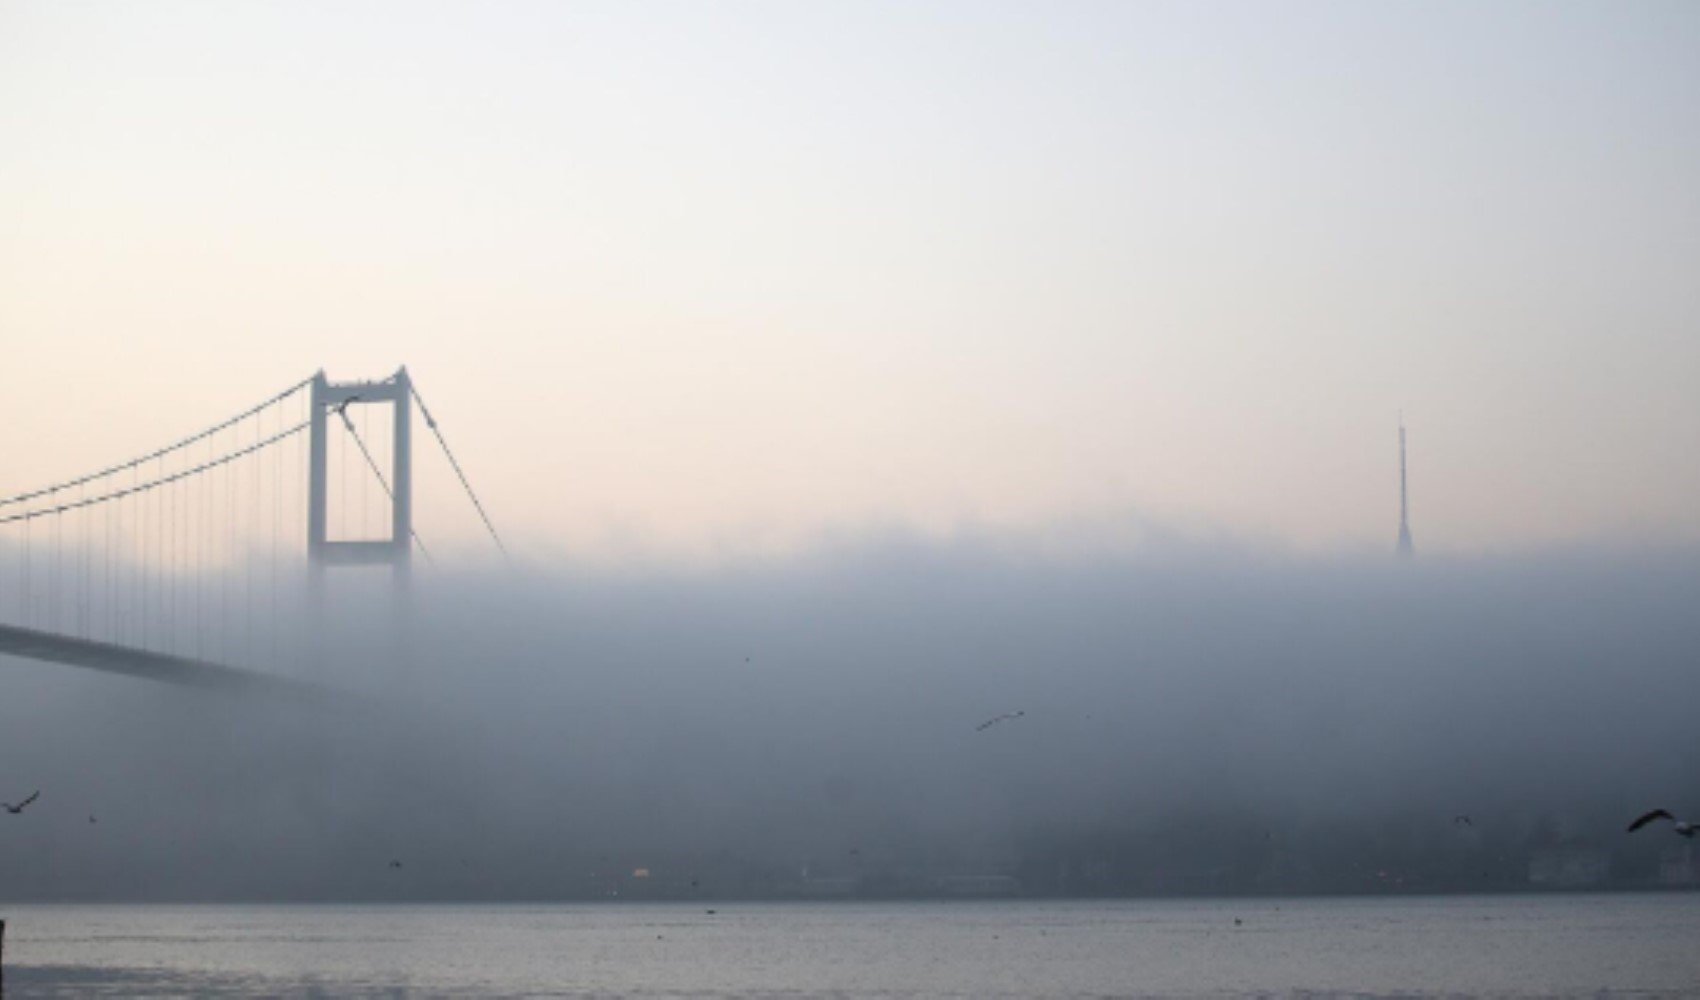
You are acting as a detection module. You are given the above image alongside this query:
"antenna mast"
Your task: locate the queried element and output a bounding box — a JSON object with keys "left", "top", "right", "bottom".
{"left": 1396, "top": 415, "right": 1414, "bottom": 557}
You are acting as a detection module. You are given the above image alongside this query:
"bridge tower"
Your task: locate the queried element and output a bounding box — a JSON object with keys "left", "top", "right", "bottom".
{"left": 307, "top": 367, "right": 413, "bottom": 595}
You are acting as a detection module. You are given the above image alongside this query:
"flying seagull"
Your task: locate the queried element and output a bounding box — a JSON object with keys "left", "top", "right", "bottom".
{"left": 4, "top": 791, "right": 40, "bottom": 814}
{"left": 1627, "top": 809, "right": 1698, "bottom": 838}
{"left": 976, "top": 710, "right": 1025, "bottom": 732}
{"left": 1453, "top": 815, "right": 1472, "bottom": 827}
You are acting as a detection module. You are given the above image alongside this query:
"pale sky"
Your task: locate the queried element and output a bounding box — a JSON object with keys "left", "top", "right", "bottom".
{"left": 2, "top": 1, "right": 1696, "bottom": 561}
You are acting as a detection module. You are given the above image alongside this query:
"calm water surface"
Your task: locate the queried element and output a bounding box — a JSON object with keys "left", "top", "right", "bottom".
{"left": 3, "top": 895, "right": 1697, "bottom": 998}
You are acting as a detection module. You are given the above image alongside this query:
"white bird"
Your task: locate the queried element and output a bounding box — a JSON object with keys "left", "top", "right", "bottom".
{"left": 3, "top": 791, "right": 40, "bottom": 814}
{"left": 1626, "top": 809, "right": 1697, "bottom": 838}
{"left": 976, "top": 710, "right": 1025, "bottom": 732}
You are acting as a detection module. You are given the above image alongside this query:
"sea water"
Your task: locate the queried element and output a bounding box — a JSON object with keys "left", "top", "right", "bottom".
{"left": 3, "top": 894, "right": 1697, "bottom": 997}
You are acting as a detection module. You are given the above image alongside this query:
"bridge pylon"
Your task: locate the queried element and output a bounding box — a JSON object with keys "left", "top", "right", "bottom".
{"left": 307, "top": 367, "right": 414, "bottom": 598}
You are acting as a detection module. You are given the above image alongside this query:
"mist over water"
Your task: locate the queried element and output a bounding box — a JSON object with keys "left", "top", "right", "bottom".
{"left": 2, "top": 526, "right": 1698, "bottom": 901}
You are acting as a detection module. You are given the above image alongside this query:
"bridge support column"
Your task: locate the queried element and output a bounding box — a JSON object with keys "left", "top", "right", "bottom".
{"left": 307, "top": 371, "right": 329, "bottom": 612}
{"left": 391, "top": 366, "right": 412, "bottom": 592}
{"left": 305, "top": 368, "right": 415, "bottom": 632}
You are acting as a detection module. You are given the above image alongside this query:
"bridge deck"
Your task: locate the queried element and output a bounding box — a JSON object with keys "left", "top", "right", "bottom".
{"left": 0, "top": 622, "right": 323, "bottom": 701}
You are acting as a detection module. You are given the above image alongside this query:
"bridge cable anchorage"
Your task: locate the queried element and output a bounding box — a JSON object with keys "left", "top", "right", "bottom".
{"left": 334, "top": 405, "right": 435, "bottom": 566}
{"left": 0, "top": 422, "right": 310, "bottom": 526}
{"left": 0, "top": 375, "right": 314, "bottom": 510}
{"left": 408, "top": 381, "right": 509, "bottom": 561}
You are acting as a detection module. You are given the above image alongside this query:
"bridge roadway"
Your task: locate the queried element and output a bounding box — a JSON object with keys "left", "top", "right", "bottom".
{"left": 0, "top": 622, "right": 324, "bottom": 702}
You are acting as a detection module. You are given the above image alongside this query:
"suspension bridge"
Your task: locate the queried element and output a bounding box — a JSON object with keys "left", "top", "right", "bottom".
{"left": 0, "top": 368, "right": 503, "bottom": 696}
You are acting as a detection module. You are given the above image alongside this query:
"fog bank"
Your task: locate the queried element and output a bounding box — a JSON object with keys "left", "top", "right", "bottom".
{"left": 2, "top": 530, "right": 1696, "bottom": 899}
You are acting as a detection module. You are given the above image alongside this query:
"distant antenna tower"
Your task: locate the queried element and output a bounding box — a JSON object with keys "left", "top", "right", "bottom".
{"left": 1396, "top": 415, "right": 1414, "bottom": 557}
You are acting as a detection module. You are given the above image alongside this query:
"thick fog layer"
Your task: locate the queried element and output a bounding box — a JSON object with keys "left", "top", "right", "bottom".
{"left": 2, "top": 530, "right": 1697, "bottom": 900}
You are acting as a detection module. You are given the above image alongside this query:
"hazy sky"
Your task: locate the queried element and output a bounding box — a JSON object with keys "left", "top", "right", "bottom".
{"left": 2, "top": 1, "right": 1696, "bottom": 561}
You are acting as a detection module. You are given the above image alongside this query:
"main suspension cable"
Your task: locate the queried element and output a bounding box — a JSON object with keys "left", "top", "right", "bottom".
{"left": 0, "top": 376, "right": 314, "bottom": 509}
{"left": 0, "top": 422, "right": 309, "bottom": 526}
{"left": 334, "top": 404, "right": 434, "bottom": 565}
{"left": 409, "top": 381, "right": 508, "bottom": 560}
